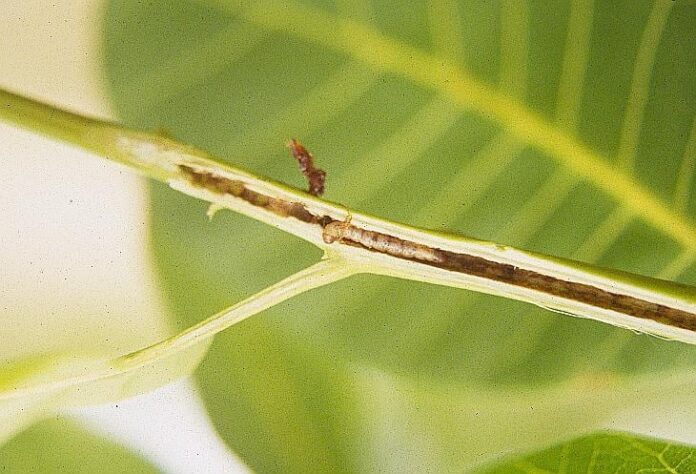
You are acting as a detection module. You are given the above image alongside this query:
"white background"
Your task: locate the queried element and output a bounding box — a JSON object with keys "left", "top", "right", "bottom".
{"left": 0, "top": 2, "right": 247, "bottom": 472}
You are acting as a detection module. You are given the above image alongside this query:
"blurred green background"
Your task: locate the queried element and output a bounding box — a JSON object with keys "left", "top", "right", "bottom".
{"left": 0, "top": 0, "right": 694, "bottom": 472}
{"left": 101, "top": 0, "right": 696, "bottom": 472}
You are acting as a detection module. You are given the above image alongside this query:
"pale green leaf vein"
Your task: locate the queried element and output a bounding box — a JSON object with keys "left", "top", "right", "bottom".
{"left": 123, "top": 22, "right": 264, "bottom": 111}
{"left": 427, "top": 0, "right": 465, "bottom": 67}
{"left": 556, "top": 0, "right": 594, "bottom": 129}
{"left": 673, "top": 117, "right": 696, "bottom": 214}
{"left": 500, "top": 0, "right": 529, "bottom": 99}
{"left": 497, "top": 168, "right": 577, "bottom": 244}
{"left": 336, "top": 95, "right": 461, "bottom": 202}
{"left": 617, "top": 0, "right": 673, "bottom": 172}
{"left": 227, "top": 60, "right": 380, "bottom": 157}
{"left": 219, "top": 0, "right": 696, "bottom": 250}
{"left": 416, "top": 133, "right": 525, "bottom": 226}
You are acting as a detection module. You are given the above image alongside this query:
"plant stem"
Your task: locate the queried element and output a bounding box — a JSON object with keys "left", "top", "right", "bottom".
{"left": 0, "top": 88, "right": 174, "bottom": 181}
{"left": 116, "top": 257, "right": 353, "bottom": 369}
{"left": 1, "top": 86, "right": 695, "bottom": 344}
{"left": 0, "top": 257, "right": 352, "bottom": 402}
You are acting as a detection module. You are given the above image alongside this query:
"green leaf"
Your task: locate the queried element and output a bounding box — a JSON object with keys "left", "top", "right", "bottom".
{"left": 0, "top": 123, "right": 213, "bottom": 443}
{"left": 0, "top": 339, "right": 210, "bottom": 446}
{"left": 0, "top": 418, "right": 160, "bottom": 473}
{"left": 103, "top": 0, "right": 696, "bottom": 471}
{"left": 475, "top": 432, "right": 696, "bottom": 474}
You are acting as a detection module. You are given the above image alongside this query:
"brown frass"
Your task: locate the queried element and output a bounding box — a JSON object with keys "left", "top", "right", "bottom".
{"left": 179, "top": 164, "right": 333, "bottom": 226}
{"left": 178, "top": 163, "right": 696, "bottom": 332}
{"left": 287, "top": 139, "right": 326, "bottom": 197}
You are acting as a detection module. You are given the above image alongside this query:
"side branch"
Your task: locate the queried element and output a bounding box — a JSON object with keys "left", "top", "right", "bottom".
{"left": 117, "top": 257, "right": 353, "bottom": 369}
{"left": 0, "top": 258, "right": 353, "bottom": 402}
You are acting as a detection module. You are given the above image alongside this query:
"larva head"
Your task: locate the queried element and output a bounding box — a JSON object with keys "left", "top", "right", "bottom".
{"left": 322, "top": 221, "right": 351, "bottom": 244}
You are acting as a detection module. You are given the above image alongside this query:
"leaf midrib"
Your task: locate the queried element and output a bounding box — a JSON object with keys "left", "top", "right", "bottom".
{"left": 202, "top": 0, "right": 696, "bottom": 251}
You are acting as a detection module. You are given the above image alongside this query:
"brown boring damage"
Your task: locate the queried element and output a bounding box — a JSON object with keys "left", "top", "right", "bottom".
{"left": 323, "top": 222, "right": 696, "bottom": 331}
{"left": 178, "top": 164, "right": 332, "bottom": 226}
{"left": 178, "top": 163, "right": 696, "bottom": 333}
{"left": 287, "top": 139, "right": 326, "bottom": 196}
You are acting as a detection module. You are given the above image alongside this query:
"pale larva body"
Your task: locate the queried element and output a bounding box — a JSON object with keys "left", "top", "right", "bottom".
{"left": 322, "top": 221, "right": 442, "bottom": 263}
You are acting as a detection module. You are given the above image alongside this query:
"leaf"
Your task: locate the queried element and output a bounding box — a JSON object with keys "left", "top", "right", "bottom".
{"left": 0, "top": 124, "right": 213, "bottom": 443}
{"left": 0, "top": 248, "right": 348, "bottom": 448}
{"left": 103, "top": 0, "right": 696, "bottom": 471}
{"left": 0, "top": 338, "right": 210, "bottom": 446}
{"left": 0, "top": 418, "right": 160, "bottom": 473}
{"left": 474, "top": 432, "right": 696, "bottom": 474}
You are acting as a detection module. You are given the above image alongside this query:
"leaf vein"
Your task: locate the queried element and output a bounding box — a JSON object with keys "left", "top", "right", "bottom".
{"left": 556, "top": 0, "right": 594, "bottom": 130}
{"left": 616, "top": 0, "right": 674, "bottom": 172}
{"left": 220, "top": 0, "right": 696, "bottom": 250}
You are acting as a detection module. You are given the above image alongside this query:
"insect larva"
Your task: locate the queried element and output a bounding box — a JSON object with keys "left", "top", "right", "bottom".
{"left": 181, "top": 160, "right": 696, "bottom": 333}
{"left": 322, "top": 221, "right": 442, "bottom": 263}
{"left": 322, "top": 220, "right": 353, "bottom": 244}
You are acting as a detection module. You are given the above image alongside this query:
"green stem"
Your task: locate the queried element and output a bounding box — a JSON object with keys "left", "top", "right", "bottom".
{"left": 0, "top": 257, "right": 352, "bottom": 403}
{"left": 0, "top": 88, "right": 112, "bottom": 158}
{"left": 1, "top": 86, "right": 695, "bottom": 344}
{"left": 116, "top": 257, "right": 353, "bottom": 369}
{"left": 0, "top": 87, "right": 174, "bottom": 181}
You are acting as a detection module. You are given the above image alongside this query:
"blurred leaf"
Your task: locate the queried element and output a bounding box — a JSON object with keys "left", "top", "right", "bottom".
{"left": 475, "top": 431, "right": 696, "bottom": 474}
{"left": 0, "top": 418, "right": 159, "bottom": 473}
{"left": 104, "top": 0, "right": 696, "bottom": 471}
{"left": 0, "top": 124, "right": 211, "bottom": 444}
{"left": 0, "top": 341, "right": 209, "bottom": 446}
